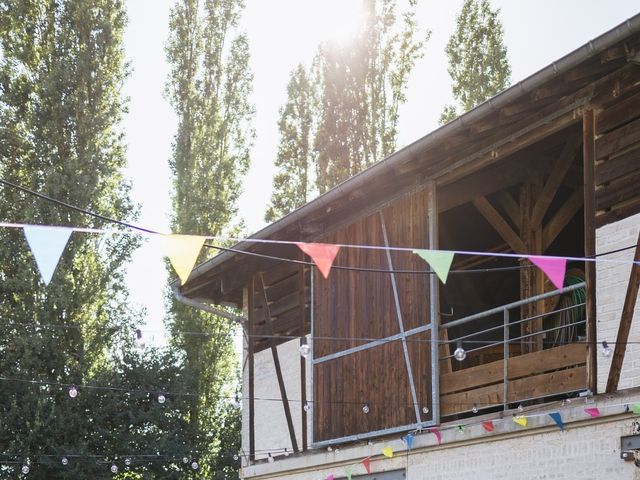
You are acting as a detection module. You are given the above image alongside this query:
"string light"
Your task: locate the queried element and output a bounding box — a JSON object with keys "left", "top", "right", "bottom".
{"left": 454, "top": 341, "right": 466, "bottom": 361}
{"left": 233, "top": 454, "right": 239, "bottom": 461}
{"left": 21, "top": 465, "right": 29, "bottom": 474}
{"left": 124, "top": 457, "right": 131, "bottom": 466}
{"left": 602, "top": 341, "right": 613, "bottom": 357}
{"left": 68, "top": 385, "right": 78, "bottom": 398}
{"left": 518, "top": 404, "right": 524, "bottom": 412}
{"left": 422, "top": 406, "right": 430, "bottom": 414}
{"left": 110, "top": 464, "right": 118, "bottom": 474}
{"left": 182, "top": 457, "right": 188, "bottom": 464}
{"left": 267, "top": 454, "right": 274, "bottom": 464}
{"left": 157, "top": 394, "right": 166, "bottom": 404}
{"left": 283, "top": 448, "right": 289, "bottom": 457}
{"left": 299, "top": 343, "right": 311, "bottom": 358}
{"left": 472, "top": 403, "right": 478, "bottom": 414}
{"left": 303, "top": 401, "right": 311, "bottom": 412}
{"left": 61, "top": 457, "right": 68, "bottom": 466}
{"left": 191, "top": 460, "right": 199, "bottom": 470}
{"left": 362, "top": 404, "right": 370, "bottom": 414}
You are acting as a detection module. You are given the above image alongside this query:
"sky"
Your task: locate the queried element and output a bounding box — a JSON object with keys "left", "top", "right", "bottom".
{"left": 121, "top": 0, "right": 640, "bottom": 333}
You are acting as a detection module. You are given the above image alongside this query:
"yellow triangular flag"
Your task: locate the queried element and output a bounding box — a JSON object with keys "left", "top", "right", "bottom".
{"left": 382, "top": 446, "right": 393, "bottom": 458}
{"left": 413, "top": 249, "right": 455, "bottom": 284}
{"left": 513, "top": 415, "right": 527, "bottom": 427}
{"left": 161, "top": 234, "right": 206, "bottom": 285}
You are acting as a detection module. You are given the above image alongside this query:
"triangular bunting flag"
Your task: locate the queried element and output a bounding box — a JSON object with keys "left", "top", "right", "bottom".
{"left": 413, "top": 249, "right": 455, "bottom": 284}
{"left": 23, "top": 226, "right": 73, "bottom": 285}
{"left": 549, "top": 412, "right": 564, "bottom": 431}
{"left": 632, "top": 403, "right": 640, "bottom": 415}
{"left": 482, "top": 421, "right": 494, "bottom": 432}
{"left": 428, "top": 427, "right": 442, "bottom": 445}
{"left": 528, "top": 255, "right": 567, "bottom": 290}
{"left": 344, "top": 465, "right": 353, "bottom": 480}
{"left": 160, "top": 234, "right": 206, "bottom": 285}
{"left": 382, "top": 446, "right": 393, "bottom": 458}
{"left": 513, "top": 415, "right": 527, "bottom": 427}
{"left": 296, "top": 242, "right": 340, "bottom": 279}
{"left": 405, "top": 433, "right": 414, "bottom": 450}
{"left": 361, "top": 457, "right": 371, "bottom": 474}
{"left": 584, "top": 407, "right": 600, "bottom": 417}
{"left": 326, "top": 475, "right": 334, "bottom": 480}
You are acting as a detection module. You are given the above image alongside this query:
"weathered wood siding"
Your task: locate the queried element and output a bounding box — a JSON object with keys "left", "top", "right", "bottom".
{"left": 313, "top": 189, "right": 433, "bottom": 442}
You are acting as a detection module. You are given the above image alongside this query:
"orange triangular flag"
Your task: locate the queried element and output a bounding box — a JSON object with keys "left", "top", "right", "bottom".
{"left": 482, "top": 420, "right": 494, "bottom": 432}
{"left": 361, "top": 457, "right": 371, "bottom": 474}
{"left": 296, "top": 242, "right": 340, "bottom": 279}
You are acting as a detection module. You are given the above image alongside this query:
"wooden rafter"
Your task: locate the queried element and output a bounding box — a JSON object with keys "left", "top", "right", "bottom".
{"left": 494, "top": 191, "right": 521, "bottom": 230}
{"left": 530, "top": 134, "right": 582, "bottom": 227}
{"left": 605, "top": 231, "right": 640, "bottom": 393}
{"left": 257, "top": 273, "right": 300, "bottom": 452}
{"left": 472, "top": 196, "right": 527, "bottom": 253}
{"left": 542, "top": 189, "right": 584, "bottom": 250}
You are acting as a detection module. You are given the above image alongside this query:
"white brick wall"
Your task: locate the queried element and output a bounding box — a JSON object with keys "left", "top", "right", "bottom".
{"left": 596, "top": 213, "right": 640, "bottom": 392}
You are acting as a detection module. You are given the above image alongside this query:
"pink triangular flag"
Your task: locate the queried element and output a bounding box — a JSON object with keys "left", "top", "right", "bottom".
{"left": 528, "top": 255, "right": 567, "bottom": 289}
{"left": 428, "top": 427, "right": 442, "bottom": 445}
{"left": 296, "top": 242, "right": 340, "bottom": 279}
{"left": 361, "top": 457, "right": 371, "bottom": 474}
{"left": 585, "top": 407, "right": 600, "bottom": 417}
{"left": 482, "top": 420, "right": 494, "bottom": 432}
{"left": 326, "top": 475, "right": 334, "bottom": 480}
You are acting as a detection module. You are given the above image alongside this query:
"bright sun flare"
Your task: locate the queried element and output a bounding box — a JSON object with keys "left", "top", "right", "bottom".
{"left": 317, "top": 0, "right": 364, "bottom": 43}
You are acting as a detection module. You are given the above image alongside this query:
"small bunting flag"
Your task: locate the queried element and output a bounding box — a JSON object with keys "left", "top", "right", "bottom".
{"left": 326, "top": 475, "right": 334, "bottom": 480}
{"left": 632, "top": 404, "right": 640, "bottom": 415}
{"left": 528, "top": 255, "right": 567, "bottom": 290}
{"left": 482, "top": 421, "right": 494, "bottom": 432}
{"left": 428, "top": 427, "right": 442, "bottom": 445}
{"left": 584, "top": 407, "right": 600, "bottom": 417}
{"left": 549, "top": 412, "right": 564, "bottom": 431}
{"left": 160, "top": 234, "right": 206, "bottom": 285}
{"left": 344, "top": 465, "right": 353, "bottom": 480}
{"left": 296, "top": 242, "right": 341, "bottom": 279}
{"left": 413, "top": 249, "right": 455, "bottom": 283}
{"left": 361, "top": 457, "right": 371, "bottom": 474}
{"left": 382, "top": 446, "right": 394, "bottom": 458}
{"left": 513, "top": 415, "right": 527, "bottom": 427}
{"left": 405, "top": 433, "right": 414, "bottom": 450}
{"left": 23, "top": 225, "right": 73, "bottom": 285}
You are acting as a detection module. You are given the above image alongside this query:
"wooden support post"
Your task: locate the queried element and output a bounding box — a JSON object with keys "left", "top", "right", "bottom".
{"left": 605, "top": 232, "right": 640, "bottom": 393}
{"left": 257, "top": 273, "right": 300, "bottom": 453}
{"left": 583, "top": 108, "right": 598, "bottom": 394}
{"left": 247, "top": 280, "right": 256, "bottom": 463}
{"left": 298, "top": 264, "right": 308, "bottom": 451}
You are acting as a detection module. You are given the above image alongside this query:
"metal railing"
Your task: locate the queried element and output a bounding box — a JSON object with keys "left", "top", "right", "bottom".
{"left": 440, "top": 282, "right": 586, "bottom": 412}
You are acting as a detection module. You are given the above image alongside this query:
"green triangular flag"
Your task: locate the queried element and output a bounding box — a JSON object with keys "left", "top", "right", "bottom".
{"left": 632, "top": 403, "right": 640, "bottom": 415}
{"left": 413, "top": 249, "right": 455, "bottom": 283}
{"left": 344, "top": 465, "right": 353, "bottom": 480}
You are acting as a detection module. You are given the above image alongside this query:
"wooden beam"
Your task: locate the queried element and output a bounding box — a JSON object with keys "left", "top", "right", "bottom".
{"left": 542, "top": 189, "right": 584, "bottom": 250}
{"left": 583, "top": 108, "right": 598, "bottom": 394}
{"left": 530, "top": 134, "right": 582, "bottom": 227}
{"left": 247, "top": 281, "right": 256, "bottom": 463}
{"left": 257, "top": 273, "right": 300, "bottom": 452}
{"left": 472, "top": 196, "right": 527, "bottom": 253}
{"left": 495, "top": 191, "right": 520, "bottom": 230}
{"left": 605, "top": 232, "right": 640, "bottom": 393}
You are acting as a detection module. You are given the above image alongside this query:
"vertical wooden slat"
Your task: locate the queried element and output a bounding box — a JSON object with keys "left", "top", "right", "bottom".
{"left": 299, "top": 264, "right": 308, "bottom": 450}
{"left": 247, "top": 278, "right": 255, "bottom": 463}
{"left": 583, "top": 108, "right": 598, "bottom": 394}
{"left": 258, "top": 272, "right": 300, "bottom": 452}
{"left": 606, "top": 232, "right": 640, "bottom": 393}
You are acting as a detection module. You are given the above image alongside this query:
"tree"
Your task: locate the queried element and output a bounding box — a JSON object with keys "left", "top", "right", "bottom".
{"left": 440, "top": 0, "right": 511, "bottom": 124}
{"left": 265, "top": 64, "right": 316, "bottom": 222}
{"left": 165, "top": 0, "right": 254, "bottom": 476}
{"left": 314, "top": 0, "right": 427, "bottom": 193}
{"left": 0, "top": 0, "right": 192, "bottom": 478}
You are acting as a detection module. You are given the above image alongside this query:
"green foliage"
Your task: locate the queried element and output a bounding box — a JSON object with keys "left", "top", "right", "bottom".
{"left": 440, "top": 0, "right": 511, "bottom": 124}
{"left": 166, "top": 0, "right": 252, "bottom": 477}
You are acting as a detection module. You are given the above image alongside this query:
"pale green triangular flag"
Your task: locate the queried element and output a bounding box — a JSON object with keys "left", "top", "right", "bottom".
{"left": 413, "top": 249, "right": 455, "bottom": 284}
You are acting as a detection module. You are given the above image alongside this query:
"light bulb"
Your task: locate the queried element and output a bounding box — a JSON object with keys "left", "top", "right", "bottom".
{"left": 68, "top": 385, "right": 78, "bottom": 398}
{"left": 454, "top": 342, "right": 466, "bottom": 362}
{"left": 362, "top": 404, "right": 370, "bottom": 414}
{"left": 299, "top": 343, "right": 311, "bottom": 358}
{"left": 233, "top": 454, "right": 239, "bottom": 461}
{"left": 458, "top": 425, "right": 465, "bottom": 434}
{"left": 303, "top": 402, "right": 311, "bottom": 412}
{"left": 422, "top": 406, "right": 429, "bottom": 414}
{"left": 157, "top": 394, "right": 166, "bottom": 404}
{"left": 283, "top": 448, "right": 289, "bottom": 457}
{"left": 602, "top": 341, "right": 613, "bottom": 357}
{"left": 124, "top": 458, "right": 131, "bottom": 466}
{"left": 472, "top": 403, "right": 478, "bottom": 414}
{"left": 327, "top": 446, "right": 333, "bottom": 452}
{"left": 21, "top": 465, "right": 29, "bottom": 474}
{"left": 61, "top": 457, "right": 69, "bottom": 466}
{"left": 267, "top": 453, "right": 275, "bottom": 463}
{"left": 518, "top": 404, "right": 524, "bottom": 412}
{"left": 182, "top": 457, "right": 188, "bottom": 464}
{"left": 191, "top": 460, "right": 199, "bottom": 470}
{"left": 335, "top": 448, "right": 340, "bottom": 455}
{"left": 110, "top": 464, "right": 118, "bottom": 474}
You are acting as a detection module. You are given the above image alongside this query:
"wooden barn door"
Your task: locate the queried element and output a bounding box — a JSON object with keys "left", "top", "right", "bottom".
{"left": 310, "top": 186, "right": 439, "bottom": 445}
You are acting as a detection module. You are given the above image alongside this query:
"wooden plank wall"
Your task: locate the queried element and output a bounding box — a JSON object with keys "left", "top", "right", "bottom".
{"left": 595, "top": 86, "right": 640, "bottom": 227}
{"left": 313, "top": 189, "right": 432, "bottom": 442}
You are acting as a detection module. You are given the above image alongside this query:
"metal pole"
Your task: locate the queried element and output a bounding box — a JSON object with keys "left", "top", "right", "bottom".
{"left": 427, "top": 180, "right": 440, "bottom": 425}
{"left": 503, "top": 309, "right": 509, "bottom": 411}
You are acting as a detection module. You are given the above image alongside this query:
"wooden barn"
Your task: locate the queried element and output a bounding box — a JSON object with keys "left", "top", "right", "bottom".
{"left": 176, "top": 13, "right": 640, "bottom": 480}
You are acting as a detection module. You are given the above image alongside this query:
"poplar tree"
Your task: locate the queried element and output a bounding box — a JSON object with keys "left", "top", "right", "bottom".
{"left": 166, "top": 0, "right": 254, "bottom": 476}
{"left": 0, "top": 1, "right": 193, "bottom": 478}
{"left": 440, "top": 0, "right": 511, "bottom": 124}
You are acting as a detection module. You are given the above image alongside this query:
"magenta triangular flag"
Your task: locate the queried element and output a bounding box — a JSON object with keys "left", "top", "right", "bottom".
{"left": 428, "top": 427, "right": 442, "bottom": 445}
{"left": 326, "top": 475, "right": 334, "bottom": 480}
{"left": 584, "top": 407, "right": 600, "bottom": 417}
{"left": 296, "top": 242, "right": 340, "bottom": 279}
{"left": 361, "top": 457, "right": 371, "bottom": 474}
{"left": 528, "top": 255, "right": 567, "bottom": 289}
